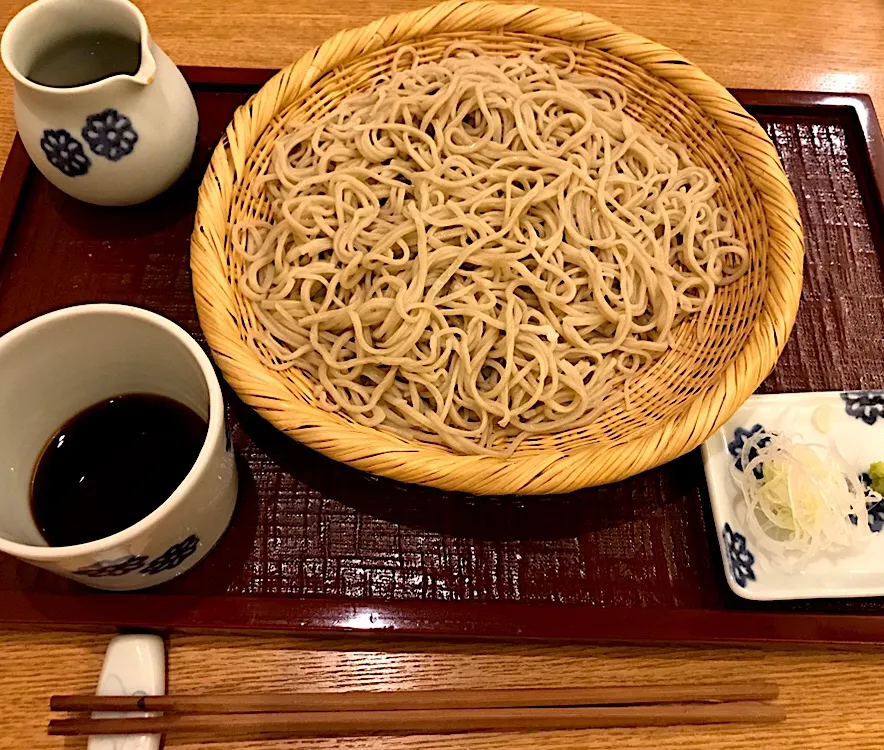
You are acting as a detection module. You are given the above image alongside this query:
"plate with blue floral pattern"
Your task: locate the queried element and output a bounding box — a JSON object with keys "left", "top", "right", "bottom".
{"left": 701, "top": 389, "right": 884, "bottom": 601}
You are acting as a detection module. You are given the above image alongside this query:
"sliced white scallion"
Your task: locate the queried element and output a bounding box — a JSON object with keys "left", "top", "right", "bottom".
{"left": 733, "top": 430, "right": 872, "bottom": 571}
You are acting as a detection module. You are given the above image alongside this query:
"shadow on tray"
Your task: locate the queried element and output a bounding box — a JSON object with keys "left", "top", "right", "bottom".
{"left": 233, "top": 400, "right": 701, "bottom": 543}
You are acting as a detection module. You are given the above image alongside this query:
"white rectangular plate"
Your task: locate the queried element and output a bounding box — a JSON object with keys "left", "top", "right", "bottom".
{"left": 701, "top": 389, "right": 884, "bottom": 601}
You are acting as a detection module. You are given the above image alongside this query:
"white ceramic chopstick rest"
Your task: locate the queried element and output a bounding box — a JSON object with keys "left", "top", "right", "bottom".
{"left": 88, "top": 634, "right": 165, "bottom": 750}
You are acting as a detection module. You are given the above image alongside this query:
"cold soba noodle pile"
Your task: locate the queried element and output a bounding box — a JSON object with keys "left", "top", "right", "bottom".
{"left": 235, "top": 46, "right": 749, "bottom": 456}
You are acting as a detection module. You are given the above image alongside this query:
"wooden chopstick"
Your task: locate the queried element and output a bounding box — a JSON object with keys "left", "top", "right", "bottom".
{"left": 48, "top": 702, "right": 785, "bottom": 737}
{"left": 50, "top": 682, "right": 779, "bottom": 714}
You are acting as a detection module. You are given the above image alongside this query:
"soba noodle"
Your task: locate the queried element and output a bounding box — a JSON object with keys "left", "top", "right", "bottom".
{"left": 235, "top": 46, "right": 750, "bottom": 456}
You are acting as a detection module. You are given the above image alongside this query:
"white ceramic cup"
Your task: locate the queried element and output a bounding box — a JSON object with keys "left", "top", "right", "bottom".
{"left": 0, "top": 304, "right": 237, "bottom": 590}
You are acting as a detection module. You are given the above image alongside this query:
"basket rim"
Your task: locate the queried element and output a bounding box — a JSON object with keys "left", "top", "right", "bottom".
{"left": 190, "top": 0, "right": 804, "bottom": 494}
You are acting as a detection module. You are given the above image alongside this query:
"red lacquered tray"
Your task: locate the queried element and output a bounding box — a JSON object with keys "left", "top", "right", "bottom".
{"left": 2, "top": 68, "right": 884, "bottom": 645}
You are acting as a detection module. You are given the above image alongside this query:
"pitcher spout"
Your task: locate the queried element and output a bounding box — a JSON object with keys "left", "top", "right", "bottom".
{"left": 130, "top": 44, "right": 156, "bottom": 86}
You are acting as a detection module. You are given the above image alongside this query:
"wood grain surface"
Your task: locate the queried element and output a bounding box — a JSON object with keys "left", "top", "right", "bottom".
{"left": 0, "top": 0, "right": 883, "bottom": 748}
{"left": 3, "top": 631, "right": 884, "bottom": 749}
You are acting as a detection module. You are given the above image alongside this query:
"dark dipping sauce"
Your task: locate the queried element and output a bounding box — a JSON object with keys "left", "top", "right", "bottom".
{"left": 30, "top": 393, "right": 208, "bottom": 547}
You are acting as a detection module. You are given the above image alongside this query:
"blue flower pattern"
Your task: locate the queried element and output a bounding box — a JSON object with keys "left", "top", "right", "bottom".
{"left": 857, "top": 473, "right": 884, "bottom": 533}
{"left": 72, "top": 535, "right": 200, "bottom": 580}
{"left": 40, "top": 129, "right": 90, "bottom": 176}
{"left": 868, "top": 502, "right": 884, "bottom": 533}
{"left": 728, "top": 424, "right": 771, "bottom": 479}
{"left": 73, "top": 554, "right": 146, "bottom": 578}
{"left": 82, "top": 108, "right": 138, "bottom": 161}
{"left": 722, "top": 523, "right": 756, "bottom": 588}
{"left": 141, "top": 535, "right": 199, "bottom": 576}
{"left": 841, "top": 391, "right": 884, "bottom": 426}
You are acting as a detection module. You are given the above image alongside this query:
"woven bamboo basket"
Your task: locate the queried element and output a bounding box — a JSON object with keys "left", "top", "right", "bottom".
{"left": 190, "top": 1, "right": 804, "bottom": 495}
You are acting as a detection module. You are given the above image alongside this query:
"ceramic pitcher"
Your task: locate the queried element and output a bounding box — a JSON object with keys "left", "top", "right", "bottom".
{"left": 1, "top": 0, "right": 198, "bottom": 206}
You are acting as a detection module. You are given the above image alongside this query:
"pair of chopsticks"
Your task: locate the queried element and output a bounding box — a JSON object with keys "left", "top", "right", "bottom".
{"left": 49, "top": 683, "right": 784, "bottom": 738}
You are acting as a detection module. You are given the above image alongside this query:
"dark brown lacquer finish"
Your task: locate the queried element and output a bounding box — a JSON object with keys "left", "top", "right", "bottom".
{"left": 0, "top": 70, "right": 883, "bottom": 645}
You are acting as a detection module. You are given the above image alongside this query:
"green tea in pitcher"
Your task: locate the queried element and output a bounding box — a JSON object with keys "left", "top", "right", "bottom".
{"left": 26, "top": 31, "right": 140, "bottom": 88}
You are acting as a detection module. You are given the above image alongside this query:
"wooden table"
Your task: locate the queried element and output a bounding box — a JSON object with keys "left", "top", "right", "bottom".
{"left": 1, "top": 0, "right": 883, "bottom": 748}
